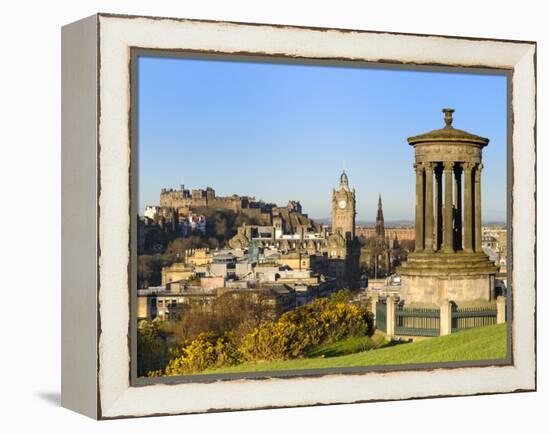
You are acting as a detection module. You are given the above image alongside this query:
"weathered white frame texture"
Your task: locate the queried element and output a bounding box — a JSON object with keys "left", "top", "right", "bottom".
{"left": 61, "top": 13, "right": 536, "bottom": 419}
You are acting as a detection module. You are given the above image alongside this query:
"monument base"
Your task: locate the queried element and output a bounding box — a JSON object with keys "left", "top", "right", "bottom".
{"left": 397, "top": 250, "right": 498, "bottom": 305}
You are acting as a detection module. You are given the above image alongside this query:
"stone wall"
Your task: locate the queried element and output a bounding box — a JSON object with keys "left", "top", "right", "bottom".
{"left": 399, "top": 273, "right": 494, "bottom": 305}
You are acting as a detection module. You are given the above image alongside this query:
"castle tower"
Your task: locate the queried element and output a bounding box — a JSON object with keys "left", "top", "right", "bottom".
{"left": 332, "top": 170, "right": 356, "bottom": 240}
{"left": 398, "top": 109, "right": 498, "bottom": 304}
{"left": 375, "top": 194, "right": 385, "bottom": 239}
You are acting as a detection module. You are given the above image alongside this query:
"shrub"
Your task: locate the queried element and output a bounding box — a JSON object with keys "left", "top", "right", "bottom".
{"left": 137, "top": 320, "right": 172, "bottom": 377}
{"left": 165, "top": 332, "right": 241, "bottom": 376}
{"left": 163, "top": 290, "right": 375, "bottom": 374}
{"left": 172, "top": 291, "right": 272, "bottom": 343}
{"left": 280, "top": 291, "right": 374, "bottom": 345}
{"left": 238, "top": 291, "right": 374, "bottom": 363}
{"left": 238, "top": 319, "right": 306, "bottom": 361}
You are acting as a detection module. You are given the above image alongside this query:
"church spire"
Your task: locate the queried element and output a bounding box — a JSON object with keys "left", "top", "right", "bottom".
{"left": 339, "top": 170, "right": 349, "bottom": 189}
{"left": 376, "top": 194, "right": 384, "bottom": 222}
{"left": 375, "top": 194, "right": 385, "bottom": 239}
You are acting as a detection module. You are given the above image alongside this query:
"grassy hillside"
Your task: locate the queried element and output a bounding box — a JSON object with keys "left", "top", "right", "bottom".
{"left": 305, "top": 332, "right": 388, "bottom": 358}
{"left": 202, "top": 324, "right": 507, "bottom": 374}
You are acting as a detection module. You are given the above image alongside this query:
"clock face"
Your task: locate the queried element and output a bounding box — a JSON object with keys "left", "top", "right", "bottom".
{"left": 338, "top": 200, "right": 347, "bottom": 209}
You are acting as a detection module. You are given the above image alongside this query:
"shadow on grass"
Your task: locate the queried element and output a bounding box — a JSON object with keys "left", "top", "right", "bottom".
{"left": 306, "top": 335, "right": 411, "bottom": 359}
{"left": 382, "top": 339, "right": 412, "bottom": 349}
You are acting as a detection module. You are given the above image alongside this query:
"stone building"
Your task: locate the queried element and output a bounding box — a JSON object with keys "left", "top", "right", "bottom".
{"left": 161, "top": 262, "right": 196, "bottom": 286}
{"left": 331, "top": 170, "right": 356, "bottom": 240}
{"left": 225, "top": 170, "right": 361, "bottom": 289}
{"left": 159, "top": 184, "right": 279, "bottom": 224}
{"left": 356, "top": 226, "right": 415, "bottom": 242}
{"left": 137, "top": 283, "right": 218, "bottom": 321}
{"left": 160, "top": 185, "right": 251, "bottom": 213}
{"left": 360, "top": 195, "right": 397, "bottom": 278}
{"left": 227, "top": 209, "right": 324, "bottom": 250}
{"left": 139, "top": 171, "right": 366, "bottom": 322}
{"left": 277, "top": 251, "right": 311, "bottom": 270}
{"left": 137, "top": 283, "right": 298, "bottom": 321}
{"left": 157, "top": 184, "right": 274, "bottom": 227}
{"left": 184, "top": 248, "right": 213, "bottom": 267}
{"left": 155, "top": 182, "right": 323, "bottom": 245}
{"left": 398, "top": 109, "right": 498, "bottom": 304}
{"left": 481, "top": 227, "right": 508, "bottom": 276}
{"left": 327, "top": 171, "right": 361, "bottom": 289}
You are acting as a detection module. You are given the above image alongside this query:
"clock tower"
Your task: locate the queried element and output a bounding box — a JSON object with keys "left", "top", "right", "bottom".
{"left": 332, "top": 170, "right": 356, "bottom": 240}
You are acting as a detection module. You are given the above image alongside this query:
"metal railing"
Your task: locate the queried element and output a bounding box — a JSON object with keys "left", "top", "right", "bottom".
{"left": 451, "top": 305, "right": 497, "bottom": 333}
{"left": 395, "top": 302, "right": 440, "bottom": 337}
{"left": 376, "top": 299, "right": 500, "bottom": 337}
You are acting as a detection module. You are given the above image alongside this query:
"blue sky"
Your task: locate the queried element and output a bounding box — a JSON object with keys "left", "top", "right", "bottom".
{"left": 138, "top": 56, "right": 507, "bottom": 223}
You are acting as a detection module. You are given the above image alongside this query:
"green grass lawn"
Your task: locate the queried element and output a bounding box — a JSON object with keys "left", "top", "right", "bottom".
{"left": 202, "top": 324, "right": 507, "bottom": 374}
{"left": 306, "top": 331, "right": 388, "bottom": 358}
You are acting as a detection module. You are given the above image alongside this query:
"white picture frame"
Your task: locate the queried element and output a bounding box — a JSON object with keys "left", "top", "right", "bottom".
{"left": 61, "top": 13, "right": 536, "bottom": 419}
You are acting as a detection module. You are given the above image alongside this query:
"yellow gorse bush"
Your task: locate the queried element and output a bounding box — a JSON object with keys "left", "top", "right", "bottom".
{"left": 165, "top": 332, "right": 242, "bottom": 376}
{"left": 163, "top": 290, "right": 374, "bottom": 375}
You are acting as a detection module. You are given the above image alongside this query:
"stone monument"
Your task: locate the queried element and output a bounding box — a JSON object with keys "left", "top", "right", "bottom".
{"left": 398, "top": 109, "right": 498, "bottom": 305}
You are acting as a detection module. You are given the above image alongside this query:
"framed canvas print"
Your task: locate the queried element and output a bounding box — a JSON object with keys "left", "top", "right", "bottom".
{"left": 61, "top": 13, "right": 536, "bottom": 419}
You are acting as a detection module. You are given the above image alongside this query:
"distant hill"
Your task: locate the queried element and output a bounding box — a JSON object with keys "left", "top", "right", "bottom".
{"left": 313, "top": 217, "right": 414, "bottom": 227}
{"left": 313, "top": 217, "right": 505, "bottom": 228}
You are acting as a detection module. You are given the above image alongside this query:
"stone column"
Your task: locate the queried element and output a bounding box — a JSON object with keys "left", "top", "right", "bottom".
{"left": 435, "top": 164, "right": 443, "bottom": 251}
{"left": 463, "top": 162, "right": 474, "bottom": 252}
{"left": 425, "top": 163, "right": 434, "bottom": 252}
{"left": 454, "top": 164, "right": 462, "bottom": 250}
{"left": 474, "top": 163, "right": 483, "bottom": 252}
{"left": 497, "top": 296, "right": 506, "bottom": 324}
{"left": 443, "top": 161, "right": 454, "bottom": 252}
{"left": 386, "top": 295, "right": 399, "bottom": 338}
{"left": 414, "top": 163, "right": 424, "bottom": 251}
{"left": 439, "top": 299, "right": 453, "bottom": 336}
{"left": 371, "top": 293, "right": 379, "bottom": 326}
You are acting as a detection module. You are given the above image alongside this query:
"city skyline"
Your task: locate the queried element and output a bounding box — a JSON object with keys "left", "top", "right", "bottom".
{"left": 138, "top": 55, "right": 508, "bottom": 222}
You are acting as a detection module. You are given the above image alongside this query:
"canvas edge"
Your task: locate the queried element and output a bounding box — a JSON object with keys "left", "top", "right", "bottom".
{"left": 61, "top": 13, "right": 100, "bottom": 420}
{"left": 91, "top": 14, "right": 536, "bottom": 419}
